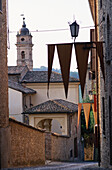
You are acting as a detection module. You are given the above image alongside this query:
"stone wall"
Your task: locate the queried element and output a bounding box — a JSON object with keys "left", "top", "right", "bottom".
{"left": 0, "top": 0, "right": 9, "bottom": 168}
{"left": 9, "top": 118, "right": 45, "bottom": 168}
{"left": 98, "top": 0, "right": 112, "bottom": 168}
{"left": 51, "top": 133, "right": 70, "bottom": 161}
{"left": 45, "top": 131, "right": 83, "bottom": 162}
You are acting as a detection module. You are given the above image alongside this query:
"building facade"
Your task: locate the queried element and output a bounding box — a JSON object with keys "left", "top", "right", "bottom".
{"left": 98, "top": 0, "right": 112, "bottom": 168}
{"left": 88, "top": 0, "right": 112, "bottom": 168}
{"left": 0, "top": 0, "right": 9, "bottom": 168}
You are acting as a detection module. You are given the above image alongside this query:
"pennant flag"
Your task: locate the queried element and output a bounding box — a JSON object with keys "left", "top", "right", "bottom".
{"left": 83, "top": 103, "right": 91, "bottom": 129}
{"left": 74, "top": 43, "right": 90, "bottom": 98}
{"left": 96, "top": 42, "right": 105, "bottom": 81}
{"left": 77, "top": 103, "right": 82, "bottom": 128}
{"left": 47, "top": 45, "right": 55, "bottom": 97}
{"left": 57, "top": 43, "right": 73, "bottom": 98}
{"left": 88, "top": 0, "right": 95, "bottom": 22}
{"left": 92, "top": 103, "right": 97, "bottom": 125}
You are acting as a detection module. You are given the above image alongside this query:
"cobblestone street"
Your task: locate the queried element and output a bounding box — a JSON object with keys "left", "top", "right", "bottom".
{"left": 3, "top": 162, "right": 111, "bottom": 170}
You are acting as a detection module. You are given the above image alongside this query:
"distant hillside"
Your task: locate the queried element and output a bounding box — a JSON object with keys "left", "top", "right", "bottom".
{"left": 33, "top": 66, "right": 79, "bottom": 79}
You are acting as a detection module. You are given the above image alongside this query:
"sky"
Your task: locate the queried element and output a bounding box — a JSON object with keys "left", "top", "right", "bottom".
{"left": 8, "top": 0, "right": 94, "bottom": 71}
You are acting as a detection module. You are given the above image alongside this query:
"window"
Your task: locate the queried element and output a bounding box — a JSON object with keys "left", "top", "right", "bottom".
{"left": 21, "top": 51, "right": 25, "bottom": 59}
{"left": 100, "top": 0, "right": 102, "bottom": 9}
{"left": 92, "top": 71, "right": 95, "bottom": 80}
{"left": 107, "top": 15, "right": 110, "bottom": 60}
{"left": 74, "top": 138, "right": 78, "bottom": 157}
{"left": 0, "top": 0, "right": 2, "bottom": 13}
{"left": 89, "top": 71, "right": 95, "bottom": 80}
{"left": 102, "top": 97, "right": 105, "bottom": 135}
{"left": 29, "top": 96, "right": 33, "bottom": 107}
{"left": 21, "top": 38, "right": 25, "bottom": 41}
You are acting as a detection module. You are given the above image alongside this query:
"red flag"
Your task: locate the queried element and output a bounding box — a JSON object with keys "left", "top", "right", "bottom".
{"left": 92, "top": 103, "right": 97, "bottom": 125}
{"left": 83, "top": 103, "right": 91, "bottom": 129}
{"left": 94, "top": 94, "right": 97, "bottom": 112}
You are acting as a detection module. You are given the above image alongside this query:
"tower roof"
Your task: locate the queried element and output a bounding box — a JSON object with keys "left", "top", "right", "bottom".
{"left": 18, "top": 18, "right": 30, "bottom": 36}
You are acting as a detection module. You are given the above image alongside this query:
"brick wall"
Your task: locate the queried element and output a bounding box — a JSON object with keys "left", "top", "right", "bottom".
{"left": 9, "top": 119, "right": 45, "bottom": 168}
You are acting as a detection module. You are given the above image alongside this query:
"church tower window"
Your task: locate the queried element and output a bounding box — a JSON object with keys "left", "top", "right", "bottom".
{"left": 21, "top": 51, "right": 25, "bottom": 59}
{"left": 21, "top": 38, "right": 25, "bottom": 41}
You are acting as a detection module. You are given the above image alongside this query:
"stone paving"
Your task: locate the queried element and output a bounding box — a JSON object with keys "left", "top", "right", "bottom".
{"left": 2, "top": 161, "right": 112, "bottom": 170}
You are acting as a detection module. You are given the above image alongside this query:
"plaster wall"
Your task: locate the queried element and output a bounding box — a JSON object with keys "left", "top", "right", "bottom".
{"left": 8, "top": 88, "right": 23, "bottom": 122}
{"left": 29, "top": 113, "right": 67, "bottom": 135}
{"left": 25, "top": 82, "right": 79, "bottom": 106}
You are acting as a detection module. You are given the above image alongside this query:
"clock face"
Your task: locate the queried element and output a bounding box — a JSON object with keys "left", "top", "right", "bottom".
{"left": 21, "top": 38, "right": 25, "bottom": 41}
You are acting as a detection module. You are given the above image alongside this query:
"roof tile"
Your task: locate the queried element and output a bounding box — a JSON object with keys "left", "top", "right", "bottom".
{"left": 22, "top": 99, "right": 78, "bottom": 114}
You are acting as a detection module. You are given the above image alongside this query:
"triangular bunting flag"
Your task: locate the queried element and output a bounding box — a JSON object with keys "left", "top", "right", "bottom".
{"left": 96, "top": 42, "right": 105, "bottom": 81}
{"left": 47, "top": 45, "right": 55, "bottom": 98}
{"left": 92, "top": 103, "right": 97, "bottom": 125}
{"left": 74, "top": 43, "right": 91, "bottom": 98}
{"left": 77, "top": 103, "right": 82, "bottom": 128}
{"left": 57, "top": 43, "right": 73, "bottom": 98}
{"left": 83, "top": 103, "right": 91, "bottom": 129}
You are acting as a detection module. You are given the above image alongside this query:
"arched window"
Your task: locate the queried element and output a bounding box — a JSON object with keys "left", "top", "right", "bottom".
{"left": 21, "top": 51, "right": 25, "bottom": 59}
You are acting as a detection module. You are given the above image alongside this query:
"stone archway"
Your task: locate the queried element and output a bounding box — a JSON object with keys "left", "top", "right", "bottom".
{"left": 37, "top": 119, "right": 52, "bottom": 132}
{"left": 36, "top": 118, "right": 63, "bottom": 134}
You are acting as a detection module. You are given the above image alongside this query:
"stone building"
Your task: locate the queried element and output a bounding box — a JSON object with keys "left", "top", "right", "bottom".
{"left": 88, "top": 0, "right": 112, "bottom": 168}
{"left": 8, "top": 19, "right": 80, "bottom": 123}
{"left": 22, "top": 99, "right": 82, "bottom": 161}
{"left": 98, "top": 0, "right": 112, "bottom": 168}
{"left": 8, "top": 79, "right": 36, "bottom": 122}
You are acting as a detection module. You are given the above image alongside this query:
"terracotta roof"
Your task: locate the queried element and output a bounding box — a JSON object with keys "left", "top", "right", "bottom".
{"left": 8, "top": 66, "right": 28, "bottom": 74}
{"left": 21, "top": 71, "right": 79, "bottom": 83}
{"left": 22, "top": 99, "right": 78, "bottom": 114}
{"left": 8, "top": 80, "right": 36, "bottom": 94}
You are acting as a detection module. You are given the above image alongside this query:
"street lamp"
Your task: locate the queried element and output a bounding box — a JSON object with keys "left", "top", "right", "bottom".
{"left": 69, "top": 21, "right": 79, "bottom": 41}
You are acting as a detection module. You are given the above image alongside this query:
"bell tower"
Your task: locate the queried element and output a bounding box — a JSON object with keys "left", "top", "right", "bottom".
{"left": 16, "top": 18, "right": 33, "bottom": 70}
